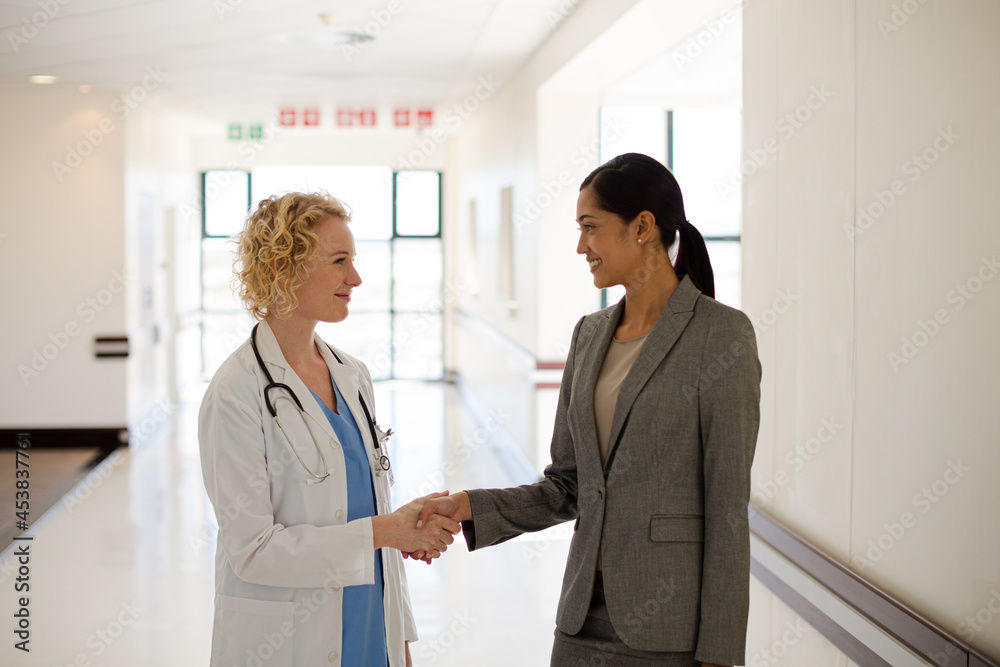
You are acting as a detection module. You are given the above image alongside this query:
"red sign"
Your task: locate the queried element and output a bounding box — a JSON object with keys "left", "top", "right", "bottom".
{"left": 336, "top": 108, "right": 354, "bottom": 127}
{"left": 279, "top": 107, "right": 296, "bottom": 127}
{"left": 417, "top": 108, "right": 433, "bottom": 128}
{"left": 303, "top": 107, "right": 320, "bottom": 126}
{"left": 393, "top": 108, "right": 410, "bottom": 127}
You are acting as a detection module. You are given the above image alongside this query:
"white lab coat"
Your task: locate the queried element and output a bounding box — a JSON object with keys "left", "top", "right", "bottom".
{"left": 198, "top": 319, "right": 417, "bottom": 667}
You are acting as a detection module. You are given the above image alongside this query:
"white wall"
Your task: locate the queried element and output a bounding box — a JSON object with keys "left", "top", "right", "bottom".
{"left": 123, "top": 99, "right": 200, "bottom": 424}
{"left": 446, "top": 0, "right": 646, "bottom": 465}
{"left": 0, "top": 86, "right": 127, "bottom": 429}
{"left": 744, "top": 0, "right": 1000, "bottom": 660}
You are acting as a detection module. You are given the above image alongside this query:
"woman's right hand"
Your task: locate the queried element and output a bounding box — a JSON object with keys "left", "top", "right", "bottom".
{"left": 372, "top": 492, "right": 461, "bottom": 556}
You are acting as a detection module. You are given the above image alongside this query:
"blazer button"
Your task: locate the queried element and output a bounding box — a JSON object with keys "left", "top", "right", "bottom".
{"left": 335, "top": 509, "right": 344, "bottom": 521}
{"left": 327, "top": 650, "right": 339, "bottom": 662}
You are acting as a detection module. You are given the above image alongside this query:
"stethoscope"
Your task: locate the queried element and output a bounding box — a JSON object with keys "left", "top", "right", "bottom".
{"left": 250, "top": 322, "right": 392, "bottom": 484}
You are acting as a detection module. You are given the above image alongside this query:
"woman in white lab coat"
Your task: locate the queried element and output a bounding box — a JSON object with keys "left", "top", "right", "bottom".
{"left": 198, "top": 191, "right": 459, "bottom": 667}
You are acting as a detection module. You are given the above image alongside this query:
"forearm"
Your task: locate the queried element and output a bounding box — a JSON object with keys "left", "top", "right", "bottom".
{"left": 464, "top": 478, "right": 577, "bottom": 550}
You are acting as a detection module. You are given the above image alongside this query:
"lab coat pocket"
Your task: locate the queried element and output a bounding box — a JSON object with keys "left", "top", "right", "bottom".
{"left": 212, "top": 595, "right": 295, "bottom": 666}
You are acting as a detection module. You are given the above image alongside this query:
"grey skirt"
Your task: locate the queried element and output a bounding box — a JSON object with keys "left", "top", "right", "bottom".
{"left": 550, "top": 572, "right": 699, "bottom": 667}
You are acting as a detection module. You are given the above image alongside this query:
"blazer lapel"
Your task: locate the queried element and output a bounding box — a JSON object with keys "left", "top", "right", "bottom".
{"left": 603, "top": 275, "right": 701, "bottom": 472}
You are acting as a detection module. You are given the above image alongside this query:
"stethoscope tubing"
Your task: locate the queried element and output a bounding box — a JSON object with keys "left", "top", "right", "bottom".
{"left": 249, "top": 322, "right": 390, "bottom": 482}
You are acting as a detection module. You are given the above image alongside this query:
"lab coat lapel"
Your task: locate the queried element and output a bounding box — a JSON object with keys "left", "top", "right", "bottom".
{"left": 603, "top": 275, "right": 700, "bottom": 472}
{"left": 317, "top": 339, "right": 376, "bottom": 461}
{"left": 574, "top": 300, "right": 624, "bottom": 477}
{"left": 255, "top": 320, "right": 338, "bottom": 445}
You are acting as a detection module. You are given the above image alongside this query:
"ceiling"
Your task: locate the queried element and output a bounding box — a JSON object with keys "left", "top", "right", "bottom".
{"left": 0, "top": 0, "right": 581, "bottom": 118}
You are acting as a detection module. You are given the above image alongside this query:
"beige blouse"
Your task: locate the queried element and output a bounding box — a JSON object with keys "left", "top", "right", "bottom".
{"left": 594, "top": 333, "right": 649, "bottom": 465}
{"left": 593, "top": 332, "right": 647, "bottom": 570}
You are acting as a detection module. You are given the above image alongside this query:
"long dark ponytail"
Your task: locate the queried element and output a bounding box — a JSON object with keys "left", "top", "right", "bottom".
{"left": 580, "top": 153, "right": 715, "bottom": 299}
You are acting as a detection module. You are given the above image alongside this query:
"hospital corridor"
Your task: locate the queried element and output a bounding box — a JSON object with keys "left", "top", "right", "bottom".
{"left": 1, "top": 1, "right": 999, "bottom": 666}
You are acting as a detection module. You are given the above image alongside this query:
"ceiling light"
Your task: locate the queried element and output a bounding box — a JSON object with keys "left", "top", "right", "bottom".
{"left": 269, "top": 29, "right": 374, "bottom": 48}
{"left": 319, "top": 13, "right": 338, "bottom": 26}
{"left": 29, "top": 75, "right": 57, "bottom": 84}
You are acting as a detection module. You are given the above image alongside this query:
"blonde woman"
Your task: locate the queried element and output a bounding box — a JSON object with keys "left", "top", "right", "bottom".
{"left": 198, "top": 191, "right": 458, "bottom": 666}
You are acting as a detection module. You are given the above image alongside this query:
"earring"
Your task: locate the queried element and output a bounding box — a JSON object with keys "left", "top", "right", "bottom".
{"left": 638, "top": 239, "right": 643, "bottom": 244}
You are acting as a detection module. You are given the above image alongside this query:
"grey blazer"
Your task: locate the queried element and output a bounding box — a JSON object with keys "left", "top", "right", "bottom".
{"left": 464, "top": 274, "right": 761, "bottom": 666}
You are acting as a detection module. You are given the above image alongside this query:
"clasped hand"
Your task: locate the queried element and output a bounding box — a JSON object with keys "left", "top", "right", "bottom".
{"left": 374, "top": 492, "right": 461, "bottom": 564}
{"left": 402, "top": 491, "right": 472, "bottom": 564}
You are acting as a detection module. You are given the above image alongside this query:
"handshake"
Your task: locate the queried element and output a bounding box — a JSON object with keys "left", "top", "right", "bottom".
{"left": 373, "top": 491, "right": 472, "bottom": 564}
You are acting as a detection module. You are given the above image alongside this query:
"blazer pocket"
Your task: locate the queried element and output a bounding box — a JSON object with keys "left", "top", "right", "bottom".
{"left": 649, "top": 515, "right": 704, "bottom": 543}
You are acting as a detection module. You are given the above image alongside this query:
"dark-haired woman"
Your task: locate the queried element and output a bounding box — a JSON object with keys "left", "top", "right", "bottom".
{"left": 417, "top": 153, "right": 762, "bottom": 666}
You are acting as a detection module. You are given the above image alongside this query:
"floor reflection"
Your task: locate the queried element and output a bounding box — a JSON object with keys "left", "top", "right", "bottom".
{"left": 0, "top": 381, "right": 572, "bottom": 666}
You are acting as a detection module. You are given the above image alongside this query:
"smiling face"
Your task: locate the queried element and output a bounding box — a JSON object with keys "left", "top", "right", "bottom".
{"left": 288, "top": 215, "right": 361, "bottom": 324}
{"left": 576, "top": 185, "right": 644, "bottom": 289}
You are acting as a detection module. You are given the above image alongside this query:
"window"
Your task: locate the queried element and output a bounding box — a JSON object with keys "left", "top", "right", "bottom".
{"left": 199, "top": 167, "right": 444, "bottom": 381}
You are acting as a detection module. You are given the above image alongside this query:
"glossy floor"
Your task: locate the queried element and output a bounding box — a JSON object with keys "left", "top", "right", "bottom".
{"left": 0, "top": 382, "right": 572, "bottom": 666}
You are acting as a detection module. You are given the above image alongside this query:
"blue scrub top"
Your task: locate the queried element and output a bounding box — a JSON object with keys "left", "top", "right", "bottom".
{"left": 309, "top": 377, "right": 389, "bottom": 667}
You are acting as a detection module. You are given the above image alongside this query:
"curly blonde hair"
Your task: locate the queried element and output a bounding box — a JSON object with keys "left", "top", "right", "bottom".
{"left": 234, "top": 191, "right": 351, "bottom": 320}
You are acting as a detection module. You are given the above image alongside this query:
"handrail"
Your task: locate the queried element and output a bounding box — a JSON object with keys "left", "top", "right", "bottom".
{"left": 748, "top": 503, "right": 999, "bottom": 667}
